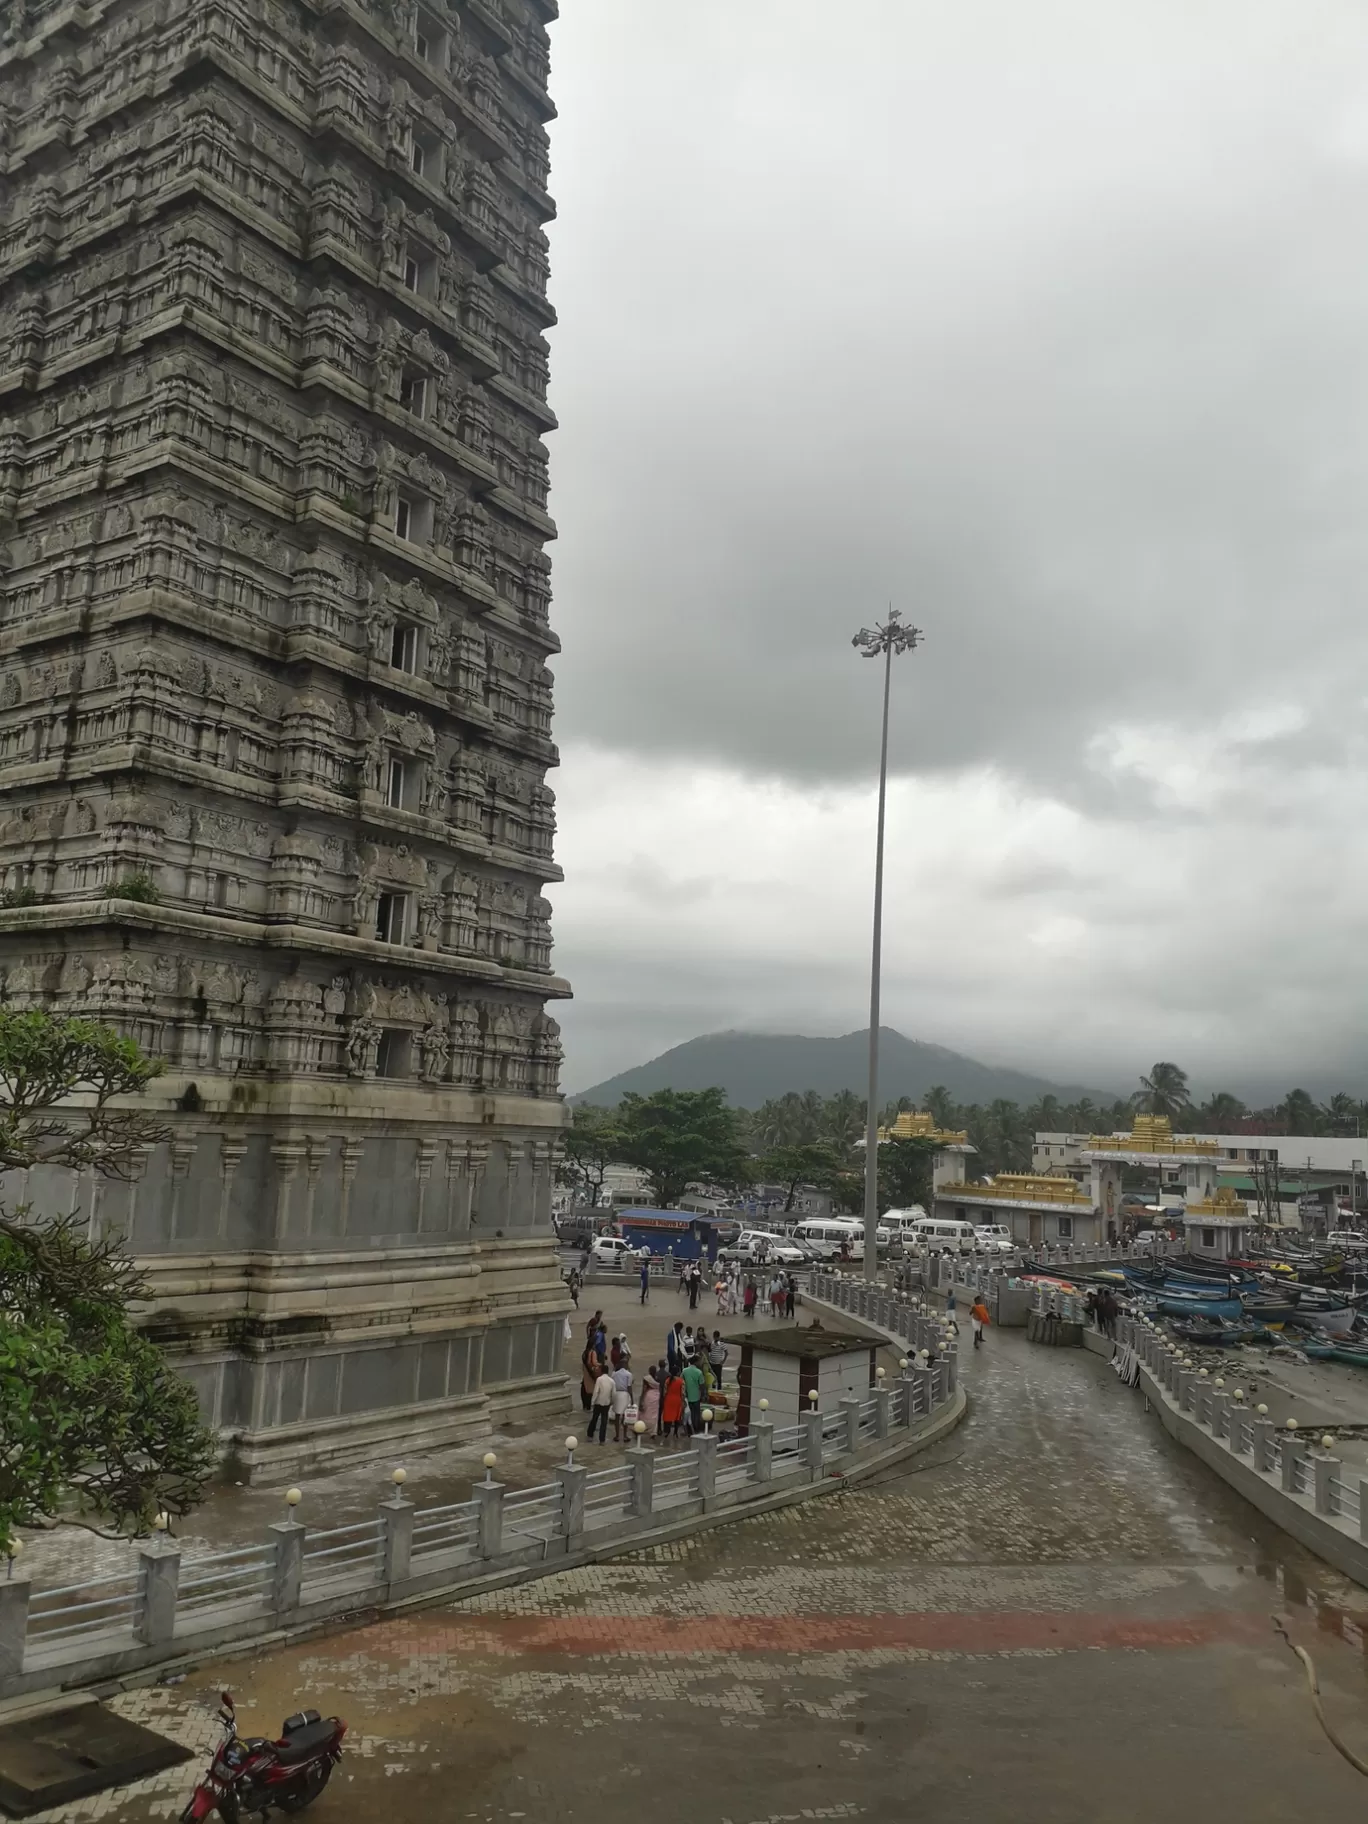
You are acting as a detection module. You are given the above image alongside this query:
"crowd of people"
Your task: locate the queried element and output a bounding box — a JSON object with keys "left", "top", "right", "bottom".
{"left": 578, "top": 1309, "right": 739, "bottom": 1446}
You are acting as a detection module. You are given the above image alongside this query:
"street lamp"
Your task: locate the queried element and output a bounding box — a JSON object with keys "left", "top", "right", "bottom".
{"left": 852, "top": 608, "right": 922, "bottom": 1282}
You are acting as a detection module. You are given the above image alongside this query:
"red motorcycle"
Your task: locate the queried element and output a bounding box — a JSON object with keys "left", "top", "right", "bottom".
{"left": 180, "top": 1692, "right": 346, "bottom": 1820}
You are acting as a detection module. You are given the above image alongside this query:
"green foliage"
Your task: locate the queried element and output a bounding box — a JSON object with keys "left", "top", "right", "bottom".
{"left": 756, "top": 1141, "right": 844, "bottom": 1212}
{"left": 0, "top": 1013, "right": 213, "bottom": 1553}
{"left": 0, "top": 1215, "right": 218, "bottom": 1552}
{"left": 1136, "top": 1061, "right": 1191, "bottom": 1120}
{"left": 557, "top": 1104, "right": 623, "bottom": 1207}
{"left": 112, "top": 872, "right": 159, "bottom": 904}
{"left": 613, "top": 1087, "right": 750, "bottom": 1209}
{"left": 0, "top": 886, "right": 42, "bottom": 909}
{"left": 876, "top": 1135, "right": 938, "bottom": 1212}
{"left": 0, "top": 1010, "right": 166, "bottom": 1175}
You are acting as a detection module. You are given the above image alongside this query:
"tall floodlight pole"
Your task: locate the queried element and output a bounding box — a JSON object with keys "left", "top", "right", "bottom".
{"left": 852, "top": 610, "right": 922, "bottom": 1281}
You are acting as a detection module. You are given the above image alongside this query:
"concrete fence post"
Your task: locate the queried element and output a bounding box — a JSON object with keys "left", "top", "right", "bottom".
{"left": 1280, "top": 1439, "right": 1303, "bottom": 1495}
{"left": 802, "top": 1409, "right": 824, "bottom": 1481}
{"left": 556, "top": 1462, "right": 587, "bottom": 1546}
{"left": 1359, "top": 1479, "right": 1368, "bottom": 1545}
{"left": 840, "top": 1394, "right": 861, "bottom": 1456}
{"left": 475, "top": 1479, "right": 505, "bottom": 1558}
{"left": 0, "top": 1575, "right": 30, "bottom": 1681}
{"left": 1209, "top": 1393, "right": 1230, "bottom": 1441}
{"left": 629, "top": 1448, "right": 656, "bottom": 1516}
{"left": 753, "top": 1417, "right": 774, "bottom": 1483}
{"left": 269, "top": 1519, "right": 305, "bottom": 1615}
{"left": 135, "top": 1543, "right": 181, "bottom": 1645}
{"left": 380, "top": 1495, "right": 415, "bottom": 1586}
{"left": 946, "top": 1346, "right": 959, "bottom": 1396}
{"left": 1251, "top": 1420, "right": 1274, "bottom": 1474}
{"left": 874, "top": 1385, "right": 892, "bottom": 1439}
{"left": 1315, "top": 1455, "right": 1340, "bottom": 1516}
{"left": 694, "top": 1434, "right": 718, "bottom": 1507}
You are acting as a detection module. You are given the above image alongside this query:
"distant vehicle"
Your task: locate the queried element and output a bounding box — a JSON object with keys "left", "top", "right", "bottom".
{"left": 882, "top": 1209, "right": 928, "bottom": 1239}
{"left": 973, "top": 1224, "right": 1017, "bottom": 1254}
{"left": 793, "top": 1218, "right": 867, "bottom": 1261}
{"left": 908, "top": 1217, "right": 979, "bottom": 1255}
{"left": 721, "top": 1229, "right": 809, "bottom": 1267}
{"left": 588, "top": 1235, "right": 649, "bottom": 1268}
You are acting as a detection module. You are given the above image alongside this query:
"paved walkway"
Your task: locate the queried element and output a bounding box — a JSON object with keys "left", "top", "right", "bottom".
{"left": 28, "top": 1324, "right": 1368, "bottom": 1822}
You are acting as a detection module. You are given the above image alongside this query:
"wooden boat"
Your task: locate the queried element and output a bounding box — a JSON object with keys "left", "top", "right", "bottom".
{"left": 1285, "top": 1302, "right": 1358, "bottom": 1337}
{"left": 1300, "top": 1341, "right": 1368, "bottom": 1367}
{"left": 1155, "top": 1293, "right": 1243, "bottom": 1321}
{"left": 1168, "top": 1317, "right": 1270, "bottom": 1347}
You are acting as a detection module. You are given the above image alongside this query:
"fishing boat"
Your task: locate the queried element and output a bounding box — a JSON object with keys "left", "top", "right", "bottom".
{"left": 1285, "top": 1303, "right": 1358, "bottom": 1337}
{"left": 1300, "top": 1340, "right": 1368, "bottom": 1368}
{"left": 1155, "top": 1293, "right": 1243, "bottom": 1321}
{"left": 1168, "top": 1316, "right": 1271, "bottom": 1347}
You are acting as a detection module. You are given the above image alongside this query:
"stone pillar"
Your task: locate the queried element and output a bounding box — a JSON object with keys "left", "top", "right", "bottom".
{"left": 946, "top": 1346, "right": 959, "bottom": 1395}
{"left": 380, "top": 1494, "right": 415, "bottom": 1584}
{"left": 875, "top": 1385, "right": 892, "bottom": 1439}
{"left": 840, "top": 1394, "right": 861, "bottom": 1456}
{"left": 1359, "top": 1480, "right": 1368, "bottom": 1545}
{"left": 694, "top": 1434, "right": 717, "bottom": 1506}
{"left": 1314, "top": 1455, "right": 1340, "bottom": 1516}
{"left": 556, "top": 1462, "right": 586, "bottom": 1546}
{"left": 269, "top": 1519, "right": 305, "bottom": 1614}
{"left": 753, "top": 1415, "right": 774, "bottom": 1481}
{"left": 135, "top": 1542, "right": 181, "bottom": 1645}
{"left": 0, "top": 1574, "right": 30, "bottom": 1680}
{"left": 802, "top": 1409, "right": 824, "bottom": 1481}
{"left": 476, "top": 1478, "right": 504, "bottom": 1558}
{"left": 1252, "top": 1419, "right": 1274, "bottom": 1473}
{"left": 629, "top": 1447, "right": 656, "bottom": 1516}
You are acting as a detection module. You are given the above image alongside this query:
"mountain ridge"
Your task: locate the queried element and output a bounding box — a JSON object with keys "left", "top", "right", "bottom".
{"left": 571, "top": 1027, "right": 1115, "bottom": 1110}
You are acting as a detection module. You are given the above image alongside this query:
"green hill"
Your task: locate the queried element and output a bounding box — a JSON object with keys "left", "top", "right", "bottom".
{"left": 572, "top": 1028, "right": 1111, "bottom": 1110}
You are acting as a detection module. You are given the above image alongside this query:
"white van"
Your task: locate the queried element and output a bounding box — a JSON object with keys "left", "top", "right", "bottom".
{"left": 882, "top": 1208, "right": 928, "bottom": 1241}
{"left": 794, "top": 1218, "right": 868, "bottom": 1261}
{"left": 909, "top": 1217, "right": 979, "bottom": 1255}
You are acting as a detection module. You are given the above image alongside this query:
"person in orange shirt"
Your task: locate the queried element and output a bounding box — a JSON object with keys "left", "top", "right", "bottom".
{"left": 969, "top": 1296, "right": 991, "bottom": 1349}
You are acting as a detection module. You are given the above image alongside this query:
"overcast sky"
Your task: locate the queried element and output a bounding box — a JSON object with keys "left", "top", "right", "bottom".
{"left": 539, "top": 1, "right": 1368, "bottom": 1100}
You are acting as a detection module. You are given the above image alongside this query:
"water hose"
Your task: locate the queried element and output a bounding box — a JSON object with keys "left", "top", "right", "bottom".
{"left": 1274, "top": 1615, "right": 1368, "bottom": 1778}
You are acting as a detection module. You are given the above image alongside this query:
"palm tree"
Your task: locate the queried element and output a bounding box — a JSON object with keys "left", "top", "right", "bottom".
{"left": 1198, "top": 1091, "right": 1246, "bottom": 1133}
{"left": 1278, "top": 1088, "right": 1320, "bottom": 1136}
{"left": 1325, "top": 1093, "right": 1362, "bottom": 1137}
{"left": 1137, "top": 1062, "right": 1190, "bottom": 1121}
{"left": 1071, "top": 1097, "right": 1097, "bottom": 1133}
{"left": 822, "top": 1089, "right": 866, "bottom": 1158}
{"left": 797, "top": 1089, "right": 825, "bottom": 1144}
{"left": 922, "top": 1085, "right": 957, "bottom": 1129}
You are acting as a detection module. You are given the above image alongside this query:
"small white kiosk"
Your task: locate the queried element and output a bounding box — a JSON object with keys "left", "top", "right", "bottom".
{"left": 730, "top": 1321, "right": 880, "bottom": 1432}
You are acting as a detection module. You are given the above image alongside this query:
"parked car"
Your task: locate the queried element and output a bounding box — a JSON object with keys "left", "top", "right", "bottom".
{"left": 588, "top": 1235, "right": 650, "bottom": 1268}
{"left": 720, "top": 1229, "right": 809, "bottom": 1267}
{"left": 973, "top": 1224, "right": 1017, "bottom": 1254}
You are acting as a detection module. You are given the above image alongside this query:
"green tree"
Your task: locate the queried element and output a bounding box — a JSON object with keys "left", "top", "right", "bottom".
{"left": 756, "top": 1142, "right": 843, "bottom": 1212}
{"left": 821, "top": 1089, "right": 866, "bottom": 1155}
{"left": 877, "top": 1136, "right": 937, "bottom": 1213}
{"left": 1324, "top": 1093, "right": 1362, "bottom": 1136}
{"left": 1136, "top": 1062, "right": 1190, "bottom": 1121}
{"left": 614, "top": 1087, "right": 750, "bottom": 1209}
{"left": 0, "top": 1013, "right": 218, "bottom": 1554}
{"left": 557, "top": 1104, "right": 621, "bottom": 1207}
{"left": 1278, "top": 1087, "right": 1320, "bottom": 1136}
{"left": 1071, "top": 1097, "right": 1098, "bottom": 1132}
{"left": 1198, "top": 1091, "right": 1246, "bottom": 1132}
{"left": 922, "top": 1085, "right": 957, "bottom": 1130}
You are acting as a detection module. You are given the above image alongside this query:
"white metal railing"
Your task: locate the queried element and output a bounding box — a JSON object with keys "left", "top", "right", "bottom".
{"left": 176, "top": 1544, "right": 275, "bottom": 1617}
{"left": 583, "top": 1463, "right": 634, "bottom": 1516}
{"left": 301, "top": 1518, "right": 385, "bottom": 1587}
{"left": 410, "top": 1501, "right": 480, "bottom": 1564}
{"left": 1330, "top": 1477, "right": 1360, "bottom": 1525}
{"left": 4, "top": 1283, "right": 958, "bottom": 1695}
{"left": 25, "top": 1571, "right": 142, "bottom": 1647}
{"left": 502, "top": 1485, "right": 565, "bottom": 1545}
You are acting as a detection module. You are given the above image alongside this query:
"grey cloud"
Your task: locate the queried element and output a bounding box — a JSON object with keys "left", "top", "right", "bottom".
{"left": 544, "top": 0, "right": 1368, "bottom": 808}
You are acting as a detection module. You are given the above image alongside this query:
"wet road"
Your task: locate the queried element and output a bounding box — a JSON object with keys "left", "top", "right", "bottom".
{"left": 38, "top": 1325, "right": 1368, "bottom": 1823}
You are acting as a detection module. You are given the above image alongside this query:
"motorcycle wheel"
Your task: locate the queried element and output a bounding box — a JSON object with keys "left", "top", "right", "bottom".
{"left": 276, "top": 1761, "right": 333, "bottom": 1814}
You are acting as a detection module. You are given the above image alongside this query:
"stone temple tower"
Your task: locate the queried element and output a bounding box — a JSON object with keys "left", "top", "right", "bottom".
{"left": 0, "top": 0, "right": 569, "bottom": 1477}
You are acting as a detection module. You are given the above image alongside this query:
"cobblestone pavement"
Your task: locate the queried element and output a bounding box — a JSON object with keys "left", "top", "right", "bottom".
{"left": 27, "top": 1325, "right": 1368, "bottom": 1823}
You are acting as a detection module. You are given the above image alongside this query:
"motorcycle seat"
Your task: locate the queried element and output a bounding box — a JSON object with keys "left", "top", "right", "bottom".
{"left": 274, "top": 1718, "right": 335, "bottom": 1763}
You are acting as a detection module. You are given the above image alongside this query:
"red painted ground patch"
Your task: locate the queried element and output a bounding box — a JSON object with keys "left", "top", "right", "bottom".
{"left": 377, "top": 1610, "right": 1265, "bottom": 1658}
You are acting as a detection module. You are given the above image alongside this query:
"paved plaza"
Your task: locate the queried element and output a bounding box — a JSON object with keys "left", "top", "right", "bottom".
{"left": 22, "top": 1321, "right": 1368, "bottom": 1823}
